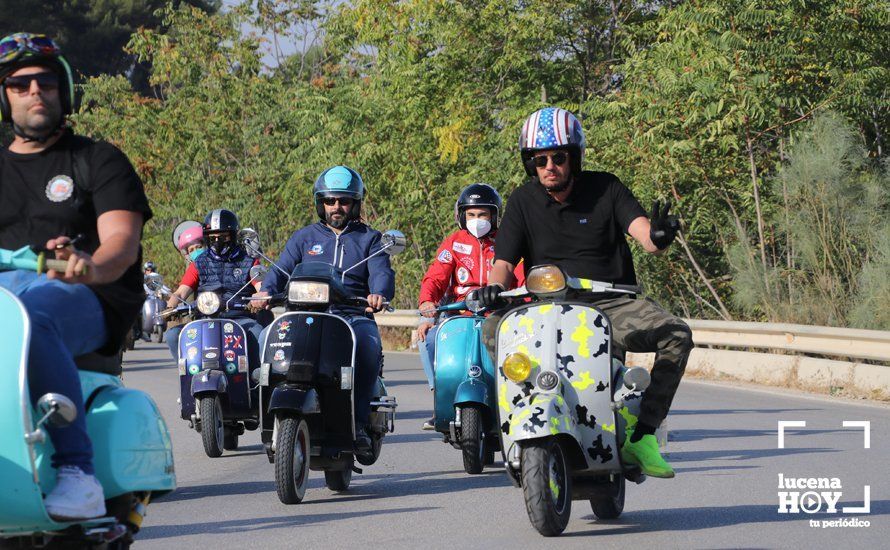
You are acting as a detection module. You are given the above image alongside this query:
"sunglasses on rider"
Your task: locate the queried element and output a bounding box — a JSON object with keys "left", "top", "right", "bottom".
{"left": 321, "top": 197, "right": 354, "bottom": 207}
{"left": 0, "top": 34, "right": 61, "bottom": 64}
{"left": 3, "top": 72, "right": 59, "bottom": 94}
{"left": 206, "top": 233, "right": 233, "bottom": 243}
{"left": 532, "top": 152, "right": 568, "bottom": 168}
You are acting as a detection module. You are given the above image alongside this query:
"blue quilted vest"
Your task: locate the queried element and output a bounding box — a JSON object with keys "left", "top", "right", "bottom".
{"left": 194, "top": 247, "right": 256, "bottom": 306}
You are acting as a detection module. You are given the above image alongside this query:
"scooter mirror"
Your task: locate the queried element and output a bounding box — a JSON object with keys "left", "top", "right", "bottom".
{"left": 623, "top": 366, "right": 651, "bottom": 392}
{"left": 145, "top": 272, "right": 164, "bottom": 291}
{"left": 249, "top": 265, "right": 268, "bottom": 281}
{"left": 172, "top": 220, "right": 202, "bottom": 253}
{"left": 380, "top": 230, "right": 407, "bottom": 256}
{"left": 239, "top": 228, "right": 262, "bottom": 258}
{"left": 36, "top": 393, "right": 78, "bottom": 427}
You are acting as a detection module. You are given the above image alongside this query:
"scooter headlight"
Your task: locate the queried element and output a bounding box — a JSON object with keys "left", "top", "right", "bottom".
{"left": 526, "top": 265, "right": 566, "bottom": 295}
{"left": 503, "top": 352, "right": 533, "bottom": 384}
{"left": 288, "top": 281, "right": 330, "bottom": 304}
{"left": 196, "top": 292, "right": 221, "bottom": 315}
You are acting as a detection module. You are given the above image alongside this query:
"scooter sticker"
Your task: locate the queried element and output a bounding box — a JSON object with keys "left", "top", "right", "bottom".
{"left": 186, "top": 328, "right": 198, "bottom": 341}
{"left": 205, "top": 352, "right": 217, "bottom": 360}
{"left": 238, "top": 356, "right": 248, "bottom": 373}
{"left": 188, "top": 364, "right": 200, "bottom": 375}
{"left": 224, "top": 335, "right": 243, "bottom": 349}
{"left": 224, "top": 350, "right": 236, "bottom": 362}
{"left": 223, "top": 322, "right": 234, "bottom": 333}
{"left": 208, "top": 322, "right": 215, "bottom": 329}
{"left": 305, "top": 317, "right": 314, "bottom": 325}
{"left": 273, "top": 349, "right": 285, "bottom": 361}
{"left": 277, "top": 320, "right": 292, "bottom": 339}
{"left": 225, "top": 363, "right": 237, "bottom": 374}
{"left": 187, "top": 346, "right": 198, "bottom": 360}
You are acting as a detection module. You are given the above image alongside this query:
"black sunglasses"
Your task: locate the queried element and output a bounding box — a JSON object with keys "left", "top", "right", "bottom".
{"left": 4, "top": 72, "right": 59, "bottom": 94}
{"left": 321, "top": 197, "right": 354, "bottom": 207}
{"left": 532, "top": 152, "right": 568, "bottom": 168}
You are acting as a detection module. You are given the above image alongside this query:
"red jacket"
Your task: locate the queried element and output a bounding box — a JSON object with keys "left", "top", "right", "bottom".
{"left": 418, "top": 229, "right": 524, "bottom": 306}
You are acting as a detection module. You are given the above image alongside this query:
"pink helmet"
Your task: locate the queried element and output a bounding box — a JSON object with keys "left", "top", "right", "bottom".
{"left": 177, "top": 225, "right": 203, "bottom": 251}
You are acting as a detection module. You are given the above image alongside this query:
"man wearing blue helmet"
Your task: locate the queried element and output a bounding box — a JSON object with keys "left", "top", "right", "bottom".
{"left": 253, "top": 166, "right": 395, "bottom": 457}
{"left": 474, "top": 107, "right": 691, "bottom": 479}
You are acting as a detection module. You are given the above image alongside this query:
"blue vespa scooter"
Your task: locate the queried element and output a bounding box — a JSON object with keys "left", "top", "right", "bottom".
{"left": 432, "top": 300, "right": 500, "bottom": 474}
{"left": 0, "top": 264, "right": 175, "bottom": 547}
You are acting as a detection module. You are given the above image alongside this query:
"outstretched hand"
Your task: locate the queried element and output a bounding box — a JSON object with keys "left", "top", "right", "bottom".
{"left": 649, "top": 200, "right": 681, "bottom": 250}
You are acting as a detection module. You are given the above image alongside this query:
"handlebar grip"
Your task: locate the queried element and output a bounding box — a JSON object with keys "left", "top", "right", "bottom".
{"left": 613, "top": 284, "right": 642, "bottom": 293}
{"left": 43, "top": 257, "right": 89, "bottom": 276}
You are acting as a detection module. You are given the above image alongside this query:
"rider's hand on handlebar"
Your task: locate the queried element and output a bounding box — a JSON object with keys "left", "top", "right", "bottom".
{"left": 419, "top": 301, "right": 436, "bottom": 318}
{"left": 649, "top": 199, "right": 680, "bottom": 250}
{"left": 471, "top": 283, "right": 506, "bottom": 309}
{"left": 366, "top": 294, "right": 386, "bottom": 313}
{"left": 45, "top": 236, "right": 98, "bottom": 284}
{"left": 249, "top": 291, "right": 271, "bottom": 312}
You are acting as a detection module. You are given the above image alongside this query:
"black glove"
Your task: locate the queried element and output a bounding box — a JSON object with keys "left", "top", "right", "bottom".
{"left": 470, "top": 283, "right": 506, "bottom": 309}
{"left": 649, "top": 200, "right": 680, "bottom": 250}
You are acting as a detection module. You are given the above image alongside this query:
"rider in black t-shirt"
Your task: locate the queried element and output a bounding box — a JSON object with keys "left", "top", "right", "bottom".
{"left": 475, "top": 107, "right": 692, "bottom": 479}
{"left": 0, "top": 33, "right": 151, "bottom": 520}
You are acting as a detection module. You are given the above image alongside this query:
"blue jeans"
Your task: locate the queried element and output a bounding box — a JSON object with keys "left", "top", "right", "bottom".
{"left": 258, "top": 313, "right": 382, "bottom": 426}
{"left": 167, "top": 317, "right": 264, "bottom": 368}
{"left": 0, "top": 270, "right": 107, "bottom": 474}
{"left": 418, "top": 322, "right": 439, "bottom": 391}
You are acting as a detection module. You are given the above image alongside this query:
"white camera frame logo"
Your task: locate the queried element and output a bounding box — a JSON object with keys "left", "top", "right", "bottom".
{"left": 776, "top": 420, "right": 870, "bottom": 515}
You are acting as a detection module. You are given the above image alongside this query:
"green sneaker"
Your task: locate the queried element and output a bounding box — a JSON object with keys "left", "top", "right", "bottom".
{"left": 621, "top": 434, "right": 675, "bottom": 478}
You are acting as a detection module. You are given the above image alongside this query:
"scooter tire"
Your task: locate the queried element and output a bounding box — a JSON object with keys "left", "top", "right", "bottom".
{"left": 521, "top": 438, "right": 572, "bottom": 537}
{"left": 590, "top": 476, "right": 625, "bottom": 519}
{"left": 460, "top": 405, "right": 485, "bottom": 474}
{"left": 275, "top": 416, "right": 310, "bottom": 504}
{"left": 324, "top": 457, "right": 353, "bottom": 492}
{"left": 223, "top": 427, "right": 239, "bottom": 451}
{"left": 200, "top": 397, "right": 225, "bottom": 458}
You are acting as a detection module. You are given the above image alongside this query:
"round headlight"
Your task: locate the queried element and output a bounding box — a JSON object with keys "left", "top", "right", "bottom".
{"left": 196, "top": 291, "right": 221, "bottom": 315}
{"left": 526, "top": 265, "right": 566, "bottom": 294}
{"left": 503, "top": 352, "right": 533, "bottom": 383}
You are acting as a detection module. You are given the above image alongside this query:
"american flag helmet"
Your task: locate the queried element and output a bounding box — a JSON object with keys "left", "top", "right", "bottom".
{"left": 519, "top": 107, "right": 585, "bottom": 176}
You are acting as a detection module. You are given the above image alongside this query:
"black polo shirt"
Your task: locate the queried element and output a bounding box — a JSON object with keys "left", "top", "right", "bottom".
{"left": 495, "top": 171, "right": 647, "bottom": 285}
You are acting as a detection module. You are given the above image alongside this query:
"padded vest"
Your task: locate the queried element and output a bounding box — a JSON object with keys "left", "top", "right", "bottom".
{"left": 194, "top": 248, "right": 255, "bottom": 304}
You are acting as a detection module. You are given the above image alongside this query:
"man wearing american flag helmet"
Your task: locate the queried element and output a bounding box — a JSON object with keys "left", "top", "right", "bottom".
{"left": 473, "top": 107, "right": 691, "bottom": 479}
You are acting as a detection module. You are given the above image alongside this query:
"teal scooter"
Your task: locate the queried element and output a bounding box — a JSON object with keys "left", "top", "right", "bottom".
{"left": 432, "top": 300, "right": 499, "bottom": 474}
{"left": 0, "top": 247, "right": 176, "bottom": 548}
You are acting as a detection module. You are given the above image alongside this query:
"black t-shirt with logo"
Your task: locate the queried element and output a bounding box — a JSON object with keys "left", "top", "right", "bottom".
{"left": 495, "top": 171, "right": 647, "bottom": 285}
{"left": 0, "top": 130, "right": 153, "bottom": 354}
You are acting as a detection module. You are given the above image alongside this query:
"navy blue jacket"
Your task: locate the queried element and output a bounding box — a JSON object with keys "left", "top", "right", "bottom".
{"left": 262, "top": 221, "right": 395, "bottom": 301}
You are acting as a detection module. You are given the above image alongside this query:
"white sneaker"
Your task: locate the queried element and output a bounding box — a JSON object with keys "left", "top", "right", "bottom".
{"left": 44, "top": 466, "right": 106, "bottom": 521}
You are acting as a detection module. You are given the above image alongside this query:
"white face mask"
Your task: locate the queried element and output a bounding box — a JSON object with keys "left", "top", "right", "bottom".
{"left": 466, "top": 218, "right": 492, "bottom": 238}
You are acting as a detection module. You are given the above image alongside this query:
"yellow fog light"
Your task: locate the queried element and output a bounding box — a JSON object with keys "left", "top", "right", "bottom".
{"left": 503, "top": 353, "right": 533, "bottom": 383}
{"left": 526, "top": 264, "right": 566, "bottom": 294}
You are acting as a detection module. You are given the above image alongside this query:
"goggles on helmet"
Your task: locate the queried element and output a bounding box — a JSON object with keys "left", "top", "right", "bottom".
{"left": 0, "top": 34, "right": 61, "bottom": 65}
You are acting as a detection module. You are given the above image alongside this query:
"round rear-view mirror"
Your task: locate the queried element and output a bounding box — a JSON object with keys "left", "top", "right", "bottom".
{"left": 380, "top": 230, "right": 407, "bottom": 256}
{"left": 239, "top": 228, "right": 262, "bottom": 258}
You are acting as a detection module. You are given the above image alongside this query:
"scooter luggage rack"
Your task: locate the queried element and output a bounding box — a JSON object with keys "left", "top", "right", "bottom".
{"left": 370, "top": 395, "right": 397, "bottom": 433}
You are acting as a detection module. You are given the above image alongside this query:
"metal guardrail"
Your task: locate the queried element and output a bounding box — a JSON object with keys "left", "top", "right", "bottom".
{"left": 375, "top": 310, "right": 890, "bottom": 362}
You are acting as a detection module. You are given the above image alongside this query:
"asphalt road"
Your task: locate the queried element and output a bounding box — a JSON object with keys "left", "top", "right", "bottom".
{"left": 122, "top": 342, "right": 889, "bottom": 549}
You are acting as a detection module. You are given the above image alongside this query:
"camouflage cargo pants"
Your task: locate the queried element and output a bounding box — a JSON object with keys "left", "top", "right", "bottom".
{"left": 483, "top": 295, "right": 693, "bottom": 428}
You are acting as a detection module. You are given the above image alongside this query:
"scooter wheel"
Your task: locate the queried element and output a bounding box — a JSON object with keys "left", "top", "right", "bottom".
{"left": 460, "top": 405, "right": 485, "bottom": 474}
{"left": 275, "top": 416, "right": 310, "bottom": 504}
{"left": 590, "top": 476, "right": 625, "bottom": 519}
{"left": 324, "top": 457, "right": 353, "bottom": 492}
{"left": 200, "top": 397, "right": 225, "bottom": 457}
{"left": 521, "top": 438, "right": 572, "bottom": 536}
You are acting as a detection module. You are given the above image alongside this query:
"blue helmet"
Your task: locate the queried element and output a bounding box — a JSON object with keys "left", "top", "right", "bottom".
{"left": 519, "top": 107, "right": 586, "bottom": 176}
{"left": 313, "top": 165, "right": 365, "bottom": 221}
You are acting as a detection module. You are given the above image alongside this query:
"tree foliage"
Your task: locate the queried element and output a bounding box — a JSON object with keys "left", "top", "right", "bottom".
{"left": 66, "top": 0, "right": 888, "bottom": 324}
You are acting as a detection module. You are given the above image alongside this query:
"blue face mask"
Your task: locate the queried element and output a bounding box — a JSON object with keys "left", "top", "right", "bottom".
{"left": 189, "top": 248, "right": 204, "bottom": 261}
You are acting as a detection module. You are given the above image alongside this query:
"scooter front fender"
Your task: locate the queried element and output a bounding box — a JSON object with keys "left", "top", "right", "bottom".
{"left": 454, "top": 378, "right": 490, "bottom": 409}
{"left": 269, "top": 385, "right": 320, "bottom": 415}
{"left": 191, "top": 370, "right": 227, "bottom": 396}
